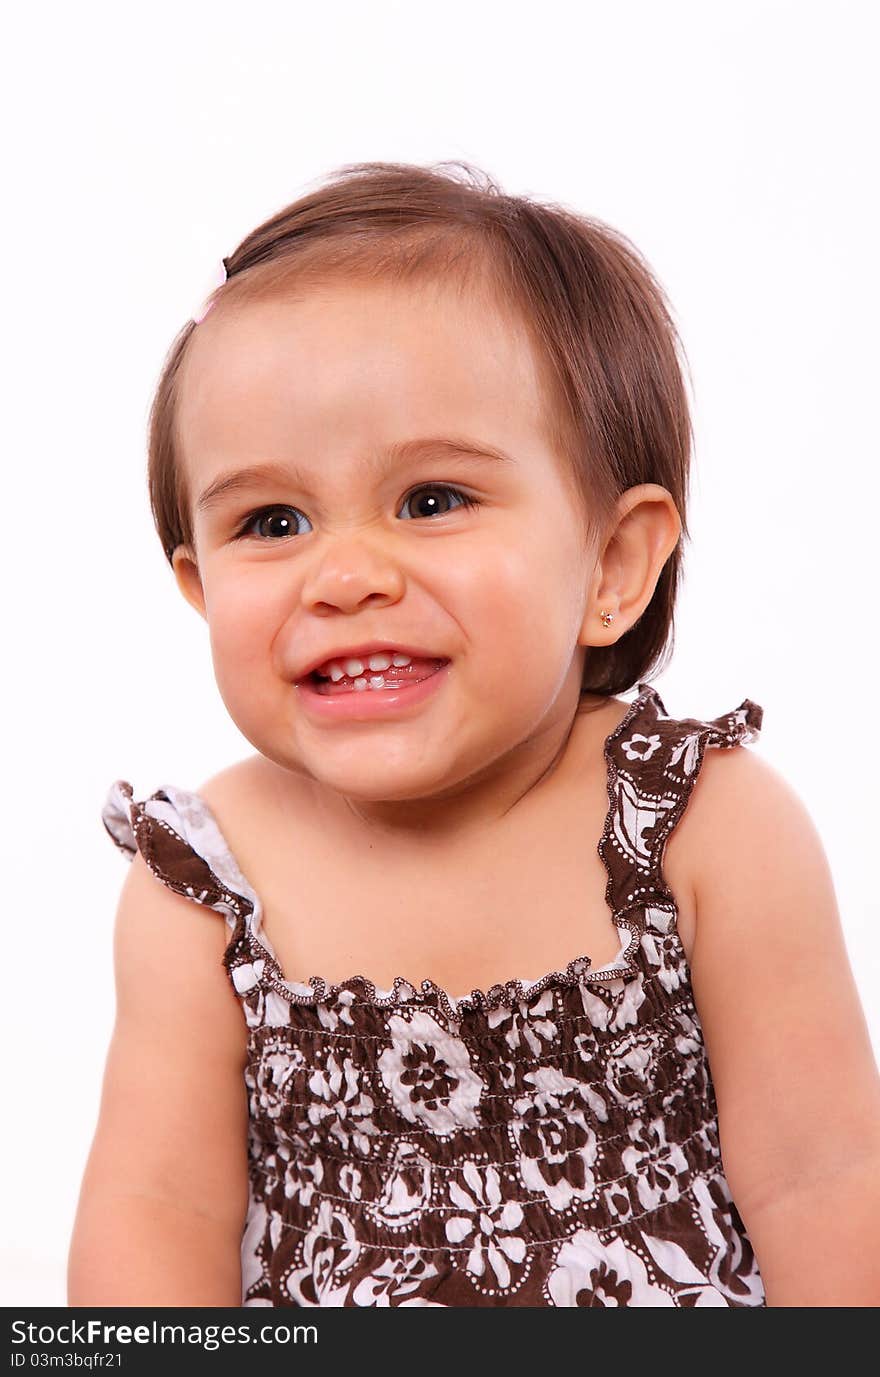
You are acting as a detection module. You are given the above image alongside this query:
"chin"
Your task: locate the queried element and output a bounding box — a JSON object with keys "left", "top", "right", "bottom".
{"left": 312, "top": 762, "right": 446, "bottom": 803}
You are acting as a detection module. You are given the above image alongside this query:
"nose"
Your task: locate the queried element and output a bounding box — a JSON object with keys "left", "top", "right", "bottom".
{"left": 299, "top": 536, "right": 407, "bottom": 614}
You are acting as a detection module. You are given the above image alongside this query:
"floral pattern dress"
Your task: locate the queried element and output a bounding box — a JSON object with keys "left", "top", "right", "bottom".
{"left": 102, "top": 681, "right": 766, "bottom": 1307}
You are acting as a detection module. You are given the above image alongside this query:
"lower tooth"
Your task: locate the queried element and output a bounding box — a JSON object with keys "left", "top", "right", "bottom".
{"left": 320, "top": 674, "right": 396, "bottom": 694}
{"left": 352, "top": 676, "right": 386, "bottom": 691}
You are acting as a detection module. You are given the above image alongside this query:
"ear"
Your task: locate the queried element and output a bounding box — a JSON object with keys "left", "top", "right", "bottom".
{"left": 579, "top": 484, "right": 682, "bottom": 645}
{"left": 171, "top": 544, "right": 207, "bottom": 620}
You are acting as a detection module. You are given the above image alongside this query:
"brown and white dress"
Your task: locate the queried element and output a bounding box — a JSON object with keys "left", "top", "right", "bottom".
{"left": 102, "top": 681, "right": 767, "bottom": 1307}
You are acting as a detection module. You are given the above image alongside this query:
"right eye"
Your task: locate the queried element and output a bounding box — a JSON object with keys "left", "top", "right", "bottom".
{"left": 232, "top": 506, "right": 309, "bottom": 541}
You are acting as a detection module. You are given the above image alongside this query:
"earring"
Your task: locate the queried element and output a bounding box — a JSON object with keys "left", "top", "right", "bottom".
{"left": 599, "top": 610, "right": 614, "bottom": 627}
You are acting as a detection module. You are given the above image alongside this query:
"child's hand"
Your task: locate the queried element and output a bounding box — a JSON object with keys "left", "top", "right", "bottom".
{"left": 68, "top": 851, "right": 250, "bottom": 1306}
{"left": 684, "top": 747, "right": 880, "bottom": 1306}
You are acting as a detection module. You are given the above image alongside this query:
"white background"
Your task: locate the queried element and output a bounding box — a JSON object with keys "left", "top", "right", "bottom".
{"left": 3, "top": 0, "right": 878, "bottom": 1306}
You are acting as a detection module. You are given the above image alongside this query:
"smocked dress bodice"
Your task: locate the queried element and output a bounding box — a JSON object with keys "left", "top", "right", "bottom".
{"left": 102, "top": 682, "right": 766, "bottom": 1307}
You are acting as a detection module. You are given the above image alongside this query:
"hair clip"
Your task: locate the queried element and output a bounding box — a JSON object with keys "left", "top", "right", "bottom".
{"left": 192, "top": 258, "right": 229, "bottom": 324}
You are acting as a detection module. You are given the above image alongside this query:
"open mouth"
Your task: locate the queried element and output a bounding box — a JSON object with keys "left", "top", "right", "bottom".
{"left": 306, "top": 657, "right": 450, "bottom": 695}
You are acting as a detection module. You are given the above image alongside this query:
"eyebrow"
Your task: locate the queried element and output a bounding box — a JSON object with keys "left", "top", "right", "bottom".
{"left": 194, "top": 435, "right": 516, "bottom": 515}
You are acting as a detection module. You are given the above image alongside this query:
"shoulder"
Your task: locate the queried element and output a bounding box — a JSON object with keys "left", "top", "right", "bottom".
{"left": 681, "top": 742, "right": 821, "bottom": 907}
{"left": 194, "top": 758, "right": 261, "bottom": 874}
{"left": 196, "top": 753, "right": 288, "bottom": 829}
{"left": 677, "top": 741, "right": 834, "bottom": 963}
{"left": 637, "top": 712, "right": 769, "bottom": 960}
{"left": 195, "top": 754, "right": 310, "bottom": 884}
{"left": 197, "top": 753, "right": 266, "bottom": 806}
{"left": 108, "top": 770, "right": 256, "bottom": 1052}
{"left": 113, "top": 848, "right": 247, "bottom": 1054}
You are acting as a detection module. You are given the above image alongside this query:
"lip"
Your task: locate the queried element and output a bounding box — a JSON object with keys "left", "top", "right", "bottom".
{"left": 295, "top": 660, "right": 450, "bottom": 721}
{"left": 295, "top": 642, "right": 450, "bottom": 682}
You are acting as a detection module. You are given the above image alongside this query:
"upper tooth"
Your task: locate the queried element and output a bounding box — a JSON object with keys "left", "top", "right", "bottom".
{"left": 320, "top": 651, "right": 413, "bottom": 678}
{"left": 365, "top": 652, "right": 413, "bottom": 671}
{"left": 367, "top": 653, "right": 393, "bottom": 672}
{"left": 340, "top": 652, "right": 413, "bottom": 675}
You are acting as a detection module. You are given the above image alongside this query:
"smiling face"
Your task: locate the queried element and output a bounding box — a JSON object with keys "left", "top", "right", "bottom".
{"left": 172, "top": 273, "right": 617, "bottom": 827}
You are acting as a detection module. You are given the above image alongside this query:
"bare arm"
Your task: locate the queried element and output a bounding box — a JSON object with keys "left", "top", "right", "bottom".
{"left": 685, "top": 747, "right": 880, "bottom": 1306}
{"left": 68, "top": 851, "right": 250, "bottom": 1306}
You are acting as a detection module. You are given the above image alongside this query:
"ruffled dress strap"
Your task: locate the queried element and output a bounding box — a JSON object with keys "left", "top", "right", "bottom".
{"left": 598, "top": 681, "right": 764, "bottom": 930}
{"left": 101, "top": 779, "right": 353, "bottom": 1013}
{"left": 101, "top": 779, "right": 259, "bottom": 938}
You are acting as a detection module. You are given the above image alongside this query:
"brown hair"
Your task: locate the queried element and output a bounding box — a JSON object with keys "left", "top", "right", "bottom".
{"left": 148, "top": 160, "right": 692, "bottom": 697}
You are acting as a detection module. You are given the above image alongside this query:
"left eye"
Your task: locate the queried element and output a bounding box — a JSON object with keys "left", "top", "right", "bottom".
{"left": 233, "top": 484, "right": 481, "bottom": 541}
{"left": 399, "top": 485, "right": 482, "bottom": 520}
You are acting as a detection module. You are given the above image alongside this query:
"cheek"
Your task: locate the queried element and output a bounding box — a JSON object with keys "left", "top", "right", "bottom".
{"left": 204, "top": 572, "right": 285, "bottom": 680}
{"left": 442, "top": 537, "right": 580, "bottom": 665}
